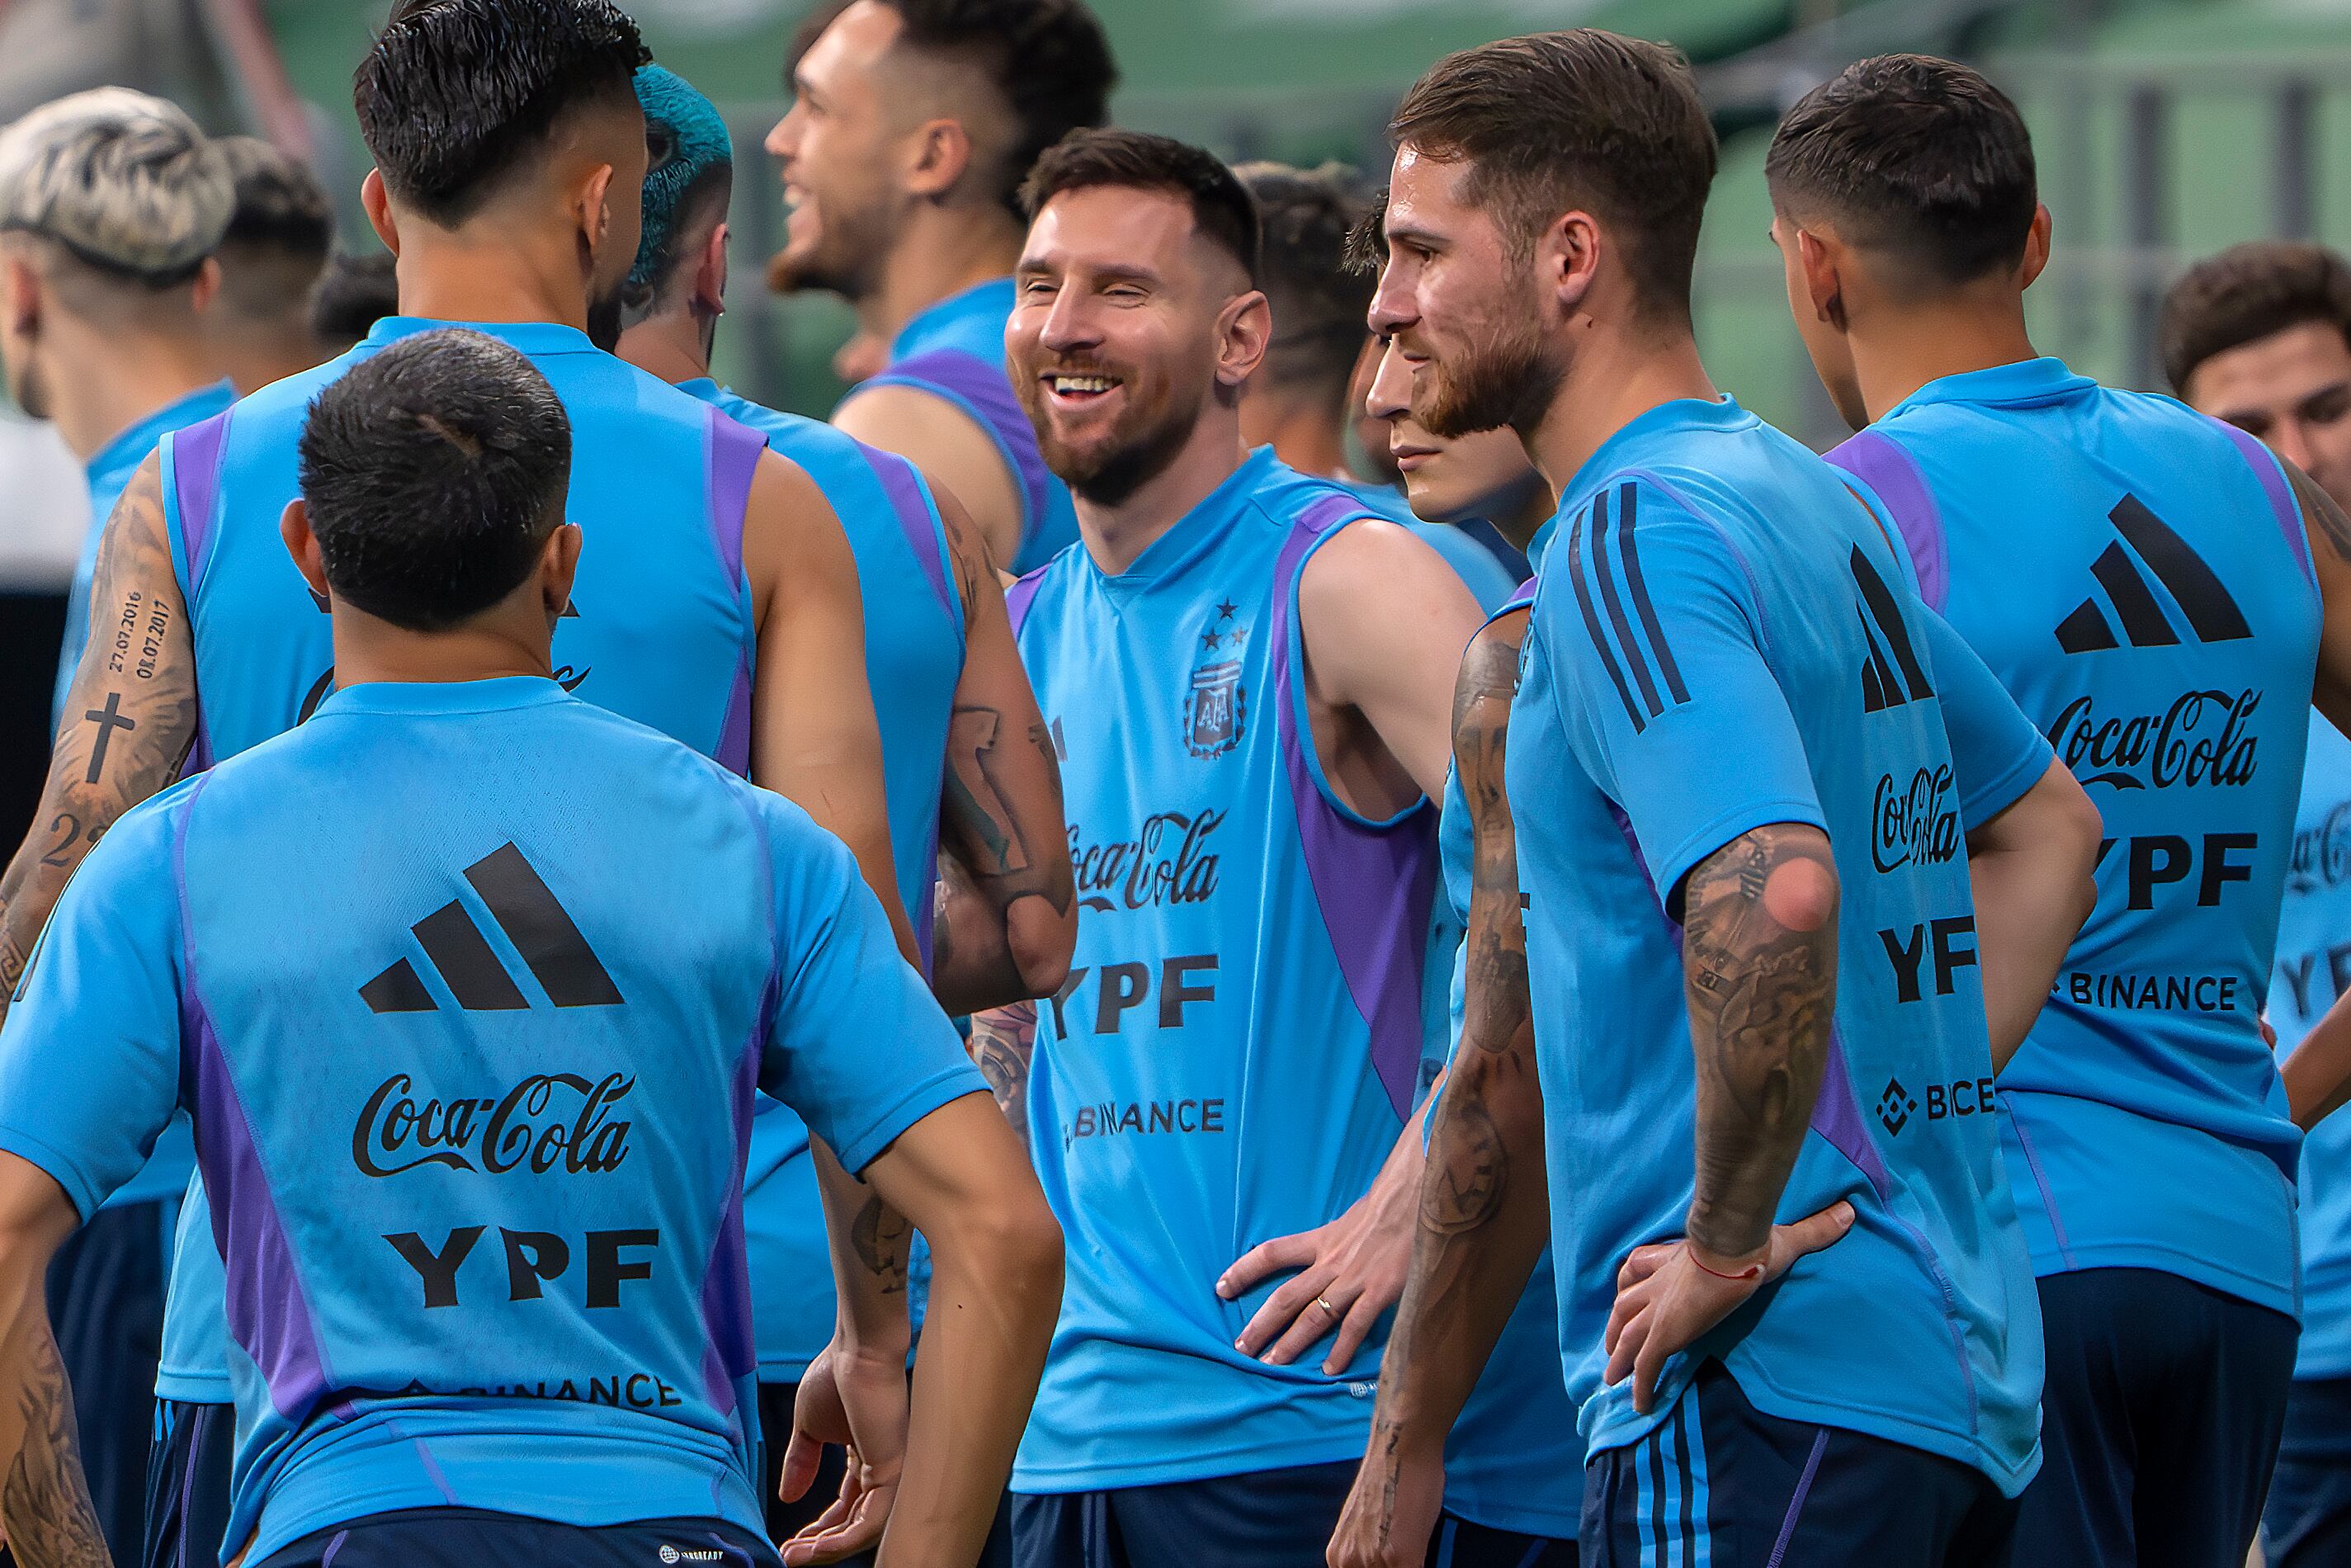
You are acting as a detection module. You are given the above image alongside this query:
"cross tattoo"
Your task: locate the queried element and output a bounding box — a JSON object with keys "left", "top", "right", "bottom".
{"left": 83, "top": 692, "right": 136, "bottom": 785}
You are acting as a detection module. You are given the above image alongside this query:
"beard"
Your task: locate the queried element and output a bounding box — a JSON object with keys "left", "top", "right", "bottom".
{"left": 1017, "top": 357, "right": 1211, "bottom": 510}
{"left": 764, "top": 191, "right": 893, "bottom": 303}
{"left": 1415, "top": 312, "right": 1565, "bottom": 441}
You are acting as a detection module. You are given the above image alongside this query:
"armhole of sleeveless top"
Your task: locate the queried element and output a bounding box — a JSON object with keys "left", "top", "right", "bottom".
{"left": 1004, "top": 564, "right": 1050, "bottom": 637}
{"left": 2208, "top": 417, "right": 2319, "bottom": 595}
{"left": 163, "top": 410, "right": 233, "bottom": 780}
{"left": 1824, "top": 427, "right": 1947, "bottom": 612}
{"left": 706, "top": 407, "right": 767, "bottom": 777}
{"left": 861, "top": 349, "right": 1051, "bottom": 555}
{"left": 852, "top": 442, "right": 964, "bottom": 647}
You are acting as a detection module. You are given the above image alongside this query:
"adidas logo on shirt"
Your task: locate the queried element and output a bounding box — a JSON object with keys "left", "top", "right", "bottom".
{"left": 1850, "top": 547, "right": 1935, "bottom": 714}
{"left": 361, "top": 842, "right": 623, "bottom": 1013}
{"left": 2055, "top": 496, "right": 2251, "bottom": 654}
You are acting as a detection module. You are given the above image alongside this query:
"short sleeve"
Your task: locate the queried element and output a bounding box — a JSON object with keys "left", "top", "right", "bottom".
{"left": 756, "top": 799, "right": 986, "bottom": 1173}
{"left": 1543, "top": 487, "right": 1824, "bottom": 912}
{"left": 0, "top": 796, "right": 190, "bottom": 1218}
{"left": 1921, "top": 610, "right": 2052, "bottom": 828}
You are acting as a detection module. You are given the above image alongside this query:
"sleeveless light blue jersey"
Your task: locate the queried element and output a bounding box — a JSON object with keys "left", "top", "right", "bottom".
{"left": 0, "top": 678, "right": 983, "bottom": 1565}
{"left": 154, "top": 318, "right": 770, "bottom": 1407}
{"left": 2270, "top": 711, "right": 2351, "bottom": 1377}
{"left": 1003, "top": 447, "right": 1438, "bottom": 1490}
{"left": 1511, "top": 396, "right": 2051, "bottom": 1492}
{"left": 679, "top": 377, "right": 965, "bottom": 1380}
{"left": 1428, "top": 560, "right": 1579, "bottom": 1539}
{"left": 1829, "top": 358, "right": 2322, "bottom": 1319}
{"left": 858, "top": 277, "right": 1078, "bottom": 574}
{"left": 1336, "top": 478, "right": 1520, "bottom": 616}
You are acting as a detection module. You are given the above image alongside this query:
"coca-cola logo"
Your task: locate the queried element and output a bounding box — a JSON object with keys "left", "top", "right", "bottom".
{"left": 1872, "top": 765, "right": 1960, "bottom": 873}
{"left": 2291, "top": 799, "right": 2351, "bottom": 895}
{"left": 352, "top": 1071, "right": 634, "bottom": 1178}
{"left": 1069, "top": 810, "right": 1223, "bottom": 914}
{"left": 2050, "top": 688, "right": 2260, "bottom": 792}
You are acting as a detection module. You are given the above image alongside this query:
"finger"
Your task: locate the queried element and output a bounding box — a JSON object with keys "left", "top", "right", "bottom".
{"left": 1236, "top": 1264, "right": 1336, "bottom": 1357}
{"left": 1322, "top": 1292, "right": 1385, "bottom": 1374}
{"left": 1260, "top": 1279, "right": 1354, "bottom": 1366}
{"left": 1603, "top": 1272, "right": 1655, "bottom": 1358}
{"left": 786, "top": 1487, "right": 890, "bottom": 1566}
{"left": 1768, "top": 1200, "right": 1857, "bottom": 1281}
{"left": 777, "top": 1428, "right": 824, "bottom": 1504}
{"left": 1631, "top": 1320, "right": 1669, "bottom": 1415}
{"left": 1604, "top": 1305, "right": 1647, "bottom": 1389}
{"left": 1617, "top": 1240, "right": 1676, "bottom": 1292}
{"left": 1219, "top": 1230, "right": 1322, "bottom": 1299}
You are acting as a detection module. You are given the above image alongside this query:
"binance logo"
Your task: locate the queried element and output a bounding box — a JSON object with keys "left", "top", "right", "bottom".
{"left": 1876, "top": 1077, "right": 1919, "bottom": 1137}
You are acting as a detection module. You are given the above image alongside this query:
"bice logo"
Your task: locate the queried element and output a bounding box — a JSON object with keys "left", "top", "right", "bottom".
{"left": 361, "top": 843, "right": 623, "bottom": 1013}
{"left": 1871, "top": 764, "right": 1959, "bottom": 873}
{"left": 1183, "top": 598, "right": 1249, "bottom": 758}
{"left": 2055, "top": 495, "right": 2250, "bottom": 654}
{"left": 1850, "top": 548, "right": 1934, "bottom": 714}
{"left": 1877, "top": 1077, "right": 1919, "bottom": 1136}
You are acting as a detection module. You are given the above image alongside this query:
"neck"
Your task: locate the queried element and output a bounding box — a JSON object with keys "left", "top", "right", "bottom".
{"left": 1244, "top": 388, "right": 1344, "bottom": 479}
{"left": 616, "top": 306, "right": 712, "bottom": 387}
{"left": 44, "top": 319, "right": 218, "bottom": 462}
{"left": 1522, "top": 315, "right": 1716, "bottom": 498}
{"left": 1849, "top": 293, "right": 2037, "bottom": 423}
{"left": 1485, "top": 471, "right": 1556, "bottom": 553}
{"left": 330, "top": 608, "right": 555, "bottom": 687}
{"left": 1075, "top": 409, "right": 1249, "bottom": 576}
{"left": 861, "top": 201, "right": 1025, "bottom": 343}
{"left": 211, "top": 321, "right": 324, "bottom": 397}
{"left": 389, "top": 221, "right": 592, "bottom": 333}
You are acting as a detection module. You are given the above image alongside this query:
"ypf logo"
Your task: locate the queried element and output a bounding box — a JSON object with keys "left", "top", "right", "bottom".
{"left": 1877, "top": 1077, "right": 1919, "bottom": 1136}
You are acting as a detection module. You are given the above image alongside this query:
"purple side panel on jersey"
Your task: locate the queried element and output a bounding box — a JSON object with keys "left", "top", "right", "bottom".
{"left": 174, "top": 781, "right": 332, "bottom": 1422}
{"left": 870, "top": 349, "right": 1052, "bottom": 538}
{"left": 1806, "top": 1029, "right": 1893, "bottom": 1202}
{"left": 862, "top": 446, "right": 956, "bottom": 622}
{"left": 1272, "top": 493, "right": 1438, "bottom": 1121}
{"left": 2212, "top": 419, "right": 2316, "bottom": 588}
{"left": 705, "top": 404, "right": 765, "bottom": 588}
{"left": 1825, "top": 429, "right": 1947, "bottom": 612}
{"left": 1005, "top": 566, "right": 1047, "bottom": 635}
{"left": 697, "top": 1025, "right": 762, "bottom": 1419}
{"left": 715, "top": 660, "right": 753, "bottom": 778}
{"left": 171, "top": 411, "right": 233, "bottom": 778}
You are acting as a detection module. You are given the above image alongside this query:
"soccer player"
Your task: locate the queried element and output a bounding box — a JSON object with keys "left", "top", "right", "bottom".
{"left": 0, "top": 83, "right": 232, "bottom": 1561}
{"left": 766, "top": 0, "right": 1116, "bottom": 572}
{"left": 204, "top": 135, "right": 333, "bottom": 394}
{"left": 1234, "top": 160, "right": 1519, "bottom": 612}
{"left": 2161, "top": 243, "right": 2351, "bottom": 1567}
{"left": 984, "top": 125, "right": 1485, "bottom": 1567}
{"left": 1340, "top": 32, "right": 2103, "bottom": 1566}
{"left": 0, "top": 5, "right": 918, "bottom": 1566}
{"left": 613, "top": 61, "right": 1074, "bottom": 1546}
{"left": 0, "top": 325, "right": 1061, "bottom": 1568}
{"left": 307, "top": 249, "right": 398, "bottom": 356}
{"left": 1770, "top": 54, "right": 2351, "bottom": 1566}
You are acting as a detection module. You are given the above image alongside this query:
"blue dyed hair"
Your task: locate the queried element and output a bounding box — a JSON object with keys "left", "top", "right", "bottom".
{"left": 626, "top": 64, "right": 733, "bottom": 304}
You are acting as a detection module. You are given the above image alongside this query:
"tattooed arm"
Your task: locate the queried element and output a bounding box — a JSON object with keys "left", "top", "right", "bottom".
{"left": 927, "top": 486, "right": 1074, "bottom": 1017}
{"left": 0, "top": 456, "right": 195, "bottom": 1022}
{"left": 1329, "top": 613, "right": 1551, "bottom": 1568}
{"left": 0, "top": 1155, "right": 106, "bottom": 1568}
{"left": 962, "top": 999, "right": 1036, "bottom": 1145}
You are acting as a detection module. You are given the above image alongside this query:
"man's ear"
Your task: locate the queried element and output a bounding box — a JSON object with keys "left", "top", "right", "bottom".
{"left": 578, "top": 163, "right": 617, "bottom": 255}
{"left": 2019, "top": 203, "right": 2054, "bottom": 291}
{"left": 1217, "top": 288, "right": 1273, "bottom": 389}
{"left": 696, "top": 220, "right": 730, "bottom": 317}
{"left": 188, "top": 256, "right": 220, "bottom": 314}
{"left": 279, "top": 498, "right": 331, "bottom": 603}
{"left": 1538, "top": 209, "right": 1603, "bottom": 319}
{"left": 541, "top": 520, "right": 583, "bottom": 620}
{"left": 361, "top": 168, "right": 399, "bottom": 254}
{"left": 4, "top": 253, "right": 40, "bottom": 338}
{"left": 902, "top": 116, "right": 974, "bottom": 200}
{"left": 1796, "top": 227, "right": 1848, "bottom": 332}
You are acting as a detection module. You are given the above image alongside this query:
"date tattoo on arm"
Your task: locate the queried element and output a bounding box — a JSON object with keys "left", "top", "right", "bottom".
{"left": 0, "top": 458, "right": 196, "bottom": 1016}
{"left": 1678, "top": 824, "right": 1839, "bottom": 1261}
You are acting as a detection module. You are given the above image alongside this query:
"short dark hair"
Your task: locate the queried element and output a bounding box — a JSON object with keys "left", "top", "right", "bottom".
{"left": 217, "top": 136, "right": 332, "bottom": 259}
{"left": 1237, "top": 161, "right": 1373, "bottom": 395}
{"left": 2161, "top": 242, "right": 2351, "bottom": 393}
{"left": 356, "top": 0, "right": 650, "bottom": 228}
{"left": 1021, "top": 129, "right": 1259, "bottom": 284}
{"left": 1766, "top": 54, "right": 2037, "bottom": 290}
{"left": 308, "top": 249, "right": 400, "bottom": 351}
{"left": 790, "top": 0, "right": 1117, "bottom": 219}
{"left": 298, "top": 327, "right": 572, "bottom": 631}
{"left": 1390, "top": 30, "right": 1716, "bottom": 318}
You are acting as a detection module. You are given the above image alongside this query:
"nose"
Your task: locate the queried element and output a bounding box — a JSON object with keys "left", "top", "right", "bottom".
{"left": 765, "top": 103, "right": 801, "bottom": 162}
{"left": 1038, "top": 286, "right": 1098, "bottom": 357}
{"left": 1366, "top": 339, "right": 1412, "bottom": 422}
{"left": 2275, "top": 417, "right": 2316, "bottom": 478}
{"left": 1367, "top": 256, "right": 1416, "bottom": 338}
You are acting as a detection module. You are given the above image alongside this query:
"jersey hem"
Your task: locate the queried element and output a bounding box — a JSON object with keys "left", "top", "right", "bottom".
{"left": 1009, "top": 1428, "right": 1372, "bottom": 1495}
{"left": 0, "top": 1122, "right": 108, "bottom": 1221}
{"left": 153, "top": 1373, "right": 233, "bottom": 1404}
{"left": 1436, "top": 1488, "right": 1583, "bottom": 1538}
{"left": 2026, "top": 1241, "right": 2300, "bottom": 1320}
{"left": 829, "top": 1069, "right": 986, "bottom": 1174}
{"left": 1652, "top": 797, "right": 1828, "bottom": 917}
{"left": 1957, "top": 739, "right": 2051, "bottom": 830}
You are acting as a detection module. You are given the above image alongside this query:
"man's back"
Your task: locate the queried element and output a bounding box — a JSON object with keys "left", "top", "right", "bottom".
{"left": 1510, "top": 397, "right": 2043, "bottom": 1492}
{"left": 1829, "top": 359, "right": 2322, "bottom": 1314}
{"left": 0, "top": 678, "right": 976, "bottom": 1563}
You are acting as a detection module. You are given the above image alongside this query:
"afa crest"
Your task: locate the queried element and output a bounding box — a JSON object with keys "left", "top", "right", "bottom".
{"left": 1184, "top": 659, "right": 1245, "bottom": 758}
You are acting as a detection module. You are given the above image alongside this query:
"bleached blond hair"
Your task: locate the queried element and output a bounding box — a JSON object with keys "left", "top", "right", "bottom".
{"left": 0, "top": 87, "right": 232, "bottom": 287}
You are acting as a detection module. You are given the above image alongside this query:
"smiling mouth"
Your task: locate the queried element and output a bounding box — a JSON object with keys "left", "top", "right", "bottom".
{"left": 1046, "top": 372, "right": 1122, "bottom": 403}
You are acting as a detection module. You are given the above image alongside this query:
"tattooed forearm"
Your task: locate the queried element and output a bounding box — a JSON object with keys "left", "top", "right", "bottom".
{"left": 1419, "top": 1089, "right": 1505, "bottom": 1234}
{"left": 0, "top": 456, "right": 194, "bottom": 1015}
{"left": 1678, "top": 823, "right": 1839, "bottom": 1261}
{"left": 849, "top": 1188, "right": 912, "bottom": 1296}
{"left": 946, "top": 706, "right": 1031, "bottom": 877}
{"left": 1454, "top": 615, "right": 1528, "bottom": 1058}
{"left": 966, "top": 1002, "right": 1036, "bottom": 1141}
{"left": 2, "top": 1325, "right": 106, "bottom": 1568}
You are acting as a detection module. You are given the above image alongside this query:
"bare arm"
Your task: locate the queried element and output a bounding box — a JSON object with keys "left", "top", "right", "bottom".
{"left": 1966, "top": 759, "right": 2101, "bottom": 1071}
{"left": 0, "top": 456, "right": 195, "bottom": 1018}
{"left": 1329, "top": 615, "right": 1549, "bottom": 1568}
{"left": 835, "top": 385, "right": 1025, "bottom": 573}
{"left": 926, "top": 487, "right": 1074, "bottom": 1016}
{"left": 0, "top": 1155, "right": 106, "bottom": 1568}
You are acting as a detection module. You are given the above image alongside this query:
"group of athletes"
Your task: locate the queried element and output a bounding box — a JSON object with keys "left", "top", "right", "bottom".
{"left": 0, "top": 2, "right": 2339, "bottom": 1566}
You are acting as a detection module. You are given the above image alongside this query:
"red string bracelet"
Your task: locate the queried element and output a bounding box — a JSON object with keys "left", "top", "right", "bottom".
{"left": 1688, "top": 1251, "right": 1764, "bottom": 1282}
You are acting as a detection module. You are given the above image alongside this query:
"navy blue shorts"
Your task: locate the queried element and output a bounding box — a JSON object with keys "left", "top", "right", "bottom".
{"left": 2015, "top": 1268, "right": 2298, "bottom": 1568}
{"left": 1428, "top": 1513, "right": 1576, "bottom": 1568}
{"left": 1013, "top": 1459, "right": 1356, "bottom": 1568}
{"left": 2264, "top": 1374, "right": 2351, "bottom": 1566}
{"left": 142, "top": 1399, "right": 234, "bottom": 1568}
{"left": 1582, "top": 1363, "right": 2016, "bottom": 1568}
{"left": 750, "top": 1379, "right": 1012, "bottom": 1568}
{"left": 46, "top": 1194, "right": 171, "bottom": 1563}
{"left": 249, "top": 1508, "right": 779, "bottom": 1567}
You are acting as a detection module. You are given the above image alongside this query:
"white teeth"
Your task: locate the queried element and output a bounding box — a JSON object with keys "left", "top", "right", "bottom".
{"left": 1052, "top": 375, "right": 1116, "bottom": 394}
